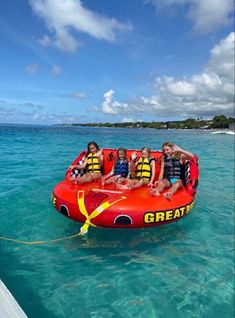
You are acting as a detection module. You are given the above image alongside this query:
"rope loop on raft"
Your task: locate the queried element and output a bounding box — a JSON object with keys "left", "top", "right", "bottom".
{"left": 77, "top": 190, "right": 126, "bottom": 236}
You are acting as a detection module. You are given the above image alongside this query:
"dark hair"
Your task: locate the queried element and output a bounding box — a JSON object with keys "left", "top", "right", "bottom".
{"left": 87, "top": 141, "right": 100, "bottom": 153}
{"left": 117, "top": 148, "right": 127, "bottom": 159}
{"left": 115, "top": 148, "right": 127, "bottom": 166}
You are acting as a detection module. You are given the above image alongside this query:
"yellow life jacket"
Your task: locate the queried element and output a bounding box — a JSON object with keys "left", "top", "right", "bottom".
{"left": 87, "top": 153, "right": 101, "bottom": 173}
{"left": 136, "top": 157, "right": 152, "bottom": 180}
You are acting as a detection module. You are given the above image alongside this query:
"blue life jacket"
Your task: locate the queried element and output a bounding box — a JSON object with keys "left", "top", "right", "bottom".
{"left": 114, "top": 160, "right": 129, "bottom": 177}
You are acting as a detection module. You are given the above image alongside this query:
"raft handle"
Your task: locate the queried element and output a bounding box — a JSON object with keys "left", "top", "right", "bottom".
{"left": 59, "top": 205, "right": 70, "bottom": 217}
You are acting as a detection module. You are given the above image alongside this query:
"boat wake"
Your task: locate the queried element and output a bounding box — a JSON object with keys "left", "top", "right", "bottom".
{"left": 211, "top": 130, "right": 235, "bottom": 135}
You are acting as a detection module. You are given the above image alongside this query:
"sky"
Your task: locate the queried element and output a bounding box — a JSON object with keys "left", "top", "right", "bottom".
{"left": 0, "top": 0, "right": 234, "bottom": 124}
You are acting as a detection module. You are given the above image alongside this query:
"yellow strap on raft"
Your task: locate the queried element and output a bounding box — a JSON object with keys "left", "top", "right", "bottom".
{"left": 77, "top": 190, "right": 126, "bottom": 235}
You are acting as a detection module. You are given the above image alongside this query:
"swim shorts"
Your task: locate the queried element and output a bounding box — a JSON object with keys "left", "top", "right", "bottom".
{"left": 169, "top": 178, "right": 180, "bottom": 185}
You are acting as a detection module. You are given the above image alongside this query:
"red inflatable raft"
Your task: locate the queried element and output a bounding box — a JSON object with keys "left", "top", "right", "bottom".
{"left": 52, "top": 149, "right": 199, "bottom": 234}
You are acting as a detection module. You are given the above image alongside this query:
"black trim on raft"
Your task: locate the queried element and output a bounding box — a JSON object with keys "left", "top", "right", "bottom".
{"left": 193, "top": 179, "right": 199, "bottom": 189}
{"left": 114, "top": 215, "right": 133, "bottom": 225}
{"left": 59, "top": 205, "right": 70, "bottom": 217}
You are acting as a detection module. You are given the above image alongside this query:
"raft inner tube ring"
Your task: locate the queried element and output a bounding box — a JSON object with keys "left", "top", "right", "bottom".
{"left": 114, "top": 214, "right": 133, "bottom": 225}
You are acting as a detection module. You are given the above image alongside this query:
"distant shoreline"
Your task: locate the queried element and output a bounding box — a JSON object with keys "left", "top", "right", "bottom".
{"left": 61, "top": 115, "right": 235, "bottom": 130}
{"left": 1, "top": 115, "right": 234, "bottom": 130}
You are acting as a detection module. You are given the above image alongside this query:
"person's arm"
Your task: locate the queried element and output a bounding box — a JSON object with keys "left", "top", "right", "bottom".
{"left": 158, "top": 157, "right": 164, "bottom": 182}
{"left": 129, "top": 152, "right": 138, "bottom": 171}
{"left": 126, "top": 162, "right": 132, "bottom": 179}
{"left": 96, "top": 149, "right": 104, "bottom": 167}
{"left": 173, "top": 145, "right": 194, "bottom": 164}
{"left": 148, "top": 159, "right": 156, "bottom": 186}
{"left": 102, "top": 166, "right": 114, "bottom": 180}
{"left": 70, "top": 158, "right": 87, "bottom": 170}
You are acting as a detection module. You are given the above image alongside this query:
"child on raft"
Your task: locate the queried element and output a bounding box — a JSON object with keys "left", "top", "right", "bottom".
{"left": 101, "top": 148, "right": 129, "bottom": 186}
{"left": 69, "top": 141, "right": 103, "bottom": 184}
{"left": 149, "top": 142, "right": 194, "bottom": 199}
{"left": 116, "top": 147, "right": 156, "bottom": 190}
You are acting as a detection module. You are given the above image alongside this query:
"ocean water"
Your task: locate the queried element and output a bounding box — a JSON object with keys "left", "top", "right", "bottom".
{"left": 0, "top": 124, "right": 234, "bottom": 318}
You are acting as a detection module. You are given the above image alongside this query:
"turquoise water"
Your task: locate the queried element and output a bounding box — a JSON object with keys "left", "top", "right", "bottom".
{"left": 0, "top": 124, "right": 234, "bottom": 318}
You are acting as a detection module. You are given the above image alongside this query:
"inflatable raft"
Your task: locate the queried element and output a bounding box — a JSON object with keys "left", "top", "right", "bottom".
{"left": 52, "top": 149, "right": 199, "bottom": 234}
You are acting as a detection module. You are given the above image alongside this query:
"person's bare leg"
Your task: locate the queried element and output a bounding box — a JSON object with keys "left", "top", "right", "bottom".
{"left": 77, "top": 174, "right": 92, "bottom": 184}
{"left": 131, "top": 179, "right": 145, "bottom": 190}
{"left": 163, "top": 180, "right": 183, "bottom": 199}
{"left": 78, "top": 173, "right": 102, "bottom": 184}
{"left": 116, "top": 177, "right": 125, "bottom": 184}
{"left": 116, "top": 179, "right": 134, "bottom": 190}
{"left": 150, "top": 179, "right": 170, "bottom": 196}
{"left": 105, "top": 176, "right": 118, "bottom": 185}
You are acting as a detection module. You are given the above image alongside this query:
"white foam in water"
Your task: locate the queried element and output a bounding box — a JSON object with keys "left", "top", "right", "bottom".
{"left": 211, "top": 130, "right": 235, "bottom": 135}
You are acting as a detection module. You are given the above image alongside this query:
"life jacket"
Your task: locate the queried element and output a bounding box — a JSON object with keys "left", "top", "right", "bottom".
{"left": 87, "top": 153, "right": 101, "bottom": 173}
{"left": 136, "top": 157, "right": 153, "bottom": 180}
{"left": 114, "top": 159, "right": 129, "bottom": 177}
{"left": 163, "top": 157, "right": 185, "bottom": 180}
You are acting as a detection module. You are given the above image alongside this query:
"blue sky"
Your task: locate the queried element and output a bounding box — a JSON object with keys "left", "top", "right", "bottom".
{"left": 0, "top": 0, "right": 234, "bottom": 124}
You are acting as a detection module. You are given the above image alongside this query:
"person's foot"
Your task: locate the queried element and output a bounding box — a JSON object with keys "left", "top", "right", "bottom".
{"left": 153, "top": 181, "right": 159, "bottom": 188}
{"left": 163, "top": 192, "right": 173, "bottom": 200}
{"left": 77, "top": 177, "right": 84, "bottom": 184}
{"left": 116, "top": 184, "right": 130, "bottom": 190}
{"left": 69, "top": 175, "right": 75, "bottom": 181}
{"left": 149, "top": 188, "right": 160, "bottom": 196}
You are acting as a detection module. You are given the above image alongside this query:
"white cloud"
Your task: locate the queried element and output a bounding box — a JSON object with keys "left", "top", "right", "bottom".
{"left": 99, "top": 32, "right": 235, "bottom": 119}
{"left": 122, "top": 117, "right": 134, "bottom": 123}
{"left": 26, "top": 64, "right": 39, "bottom": 75}
{"left": 163, "top": 78, "right": 197, "bottom": 96}
{"left": 102, "top": 90, "right": 129, "bottom": 114}
{"left": 29, "top": 0, "right": 133, "bottom": 53}
{"left": 0, "top": 104, "right": 86, "bottom": 124}
{"left": 147, "top": 0, "right": 234, "bottom": 33}
{"left": 38, "top": 34, "right": 52, "bottom": 47}
{"left": 69, "top": 92, "right": 87, "bottom": 99}
{"left": 188, "top": 0, "right": 234, "bottom": 33}
{"left": 50, "top": 64, "right": 62, "bottom": 76}
{"left": 208, "top": 32, "right": 235, "bottom": 80}
{"left": 192, "top": 73, "right": 222, "bottom": 90}
{"left": 24, "top": 102, "right": 44, "bottom": 110}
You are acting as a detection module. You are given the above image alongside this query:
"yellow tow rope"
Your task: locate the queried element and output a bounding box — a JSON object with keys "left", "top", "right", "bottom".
{"left": 0, "top": 190, "right": 126, "bottom": 244}
{"left": 0, "top": 232, "right": 81, "bottom": 245}
{"left": 77, "top": 190, "right": 126, "bottom": 235}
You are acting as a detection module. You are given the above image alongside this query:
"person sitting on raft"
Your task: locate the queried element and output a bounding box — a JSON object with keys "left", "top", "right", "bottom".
{"left": 149, "top": 142, "right": 194, "bottom": 199}
{"left": 69, "top": 141, "right": 103, "bottom": 184}
{"left": 101, "top": 148, "right": 129, "bottom": 186}
{"left": 117, "top": 147, "right": 156, "bottom": 190}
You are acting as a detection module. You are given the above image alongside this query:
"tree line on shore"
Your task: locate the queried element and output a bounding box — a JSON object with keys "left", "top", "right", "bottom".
{"left": 74, "top": 115, "right": 235, "bottom": 129}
